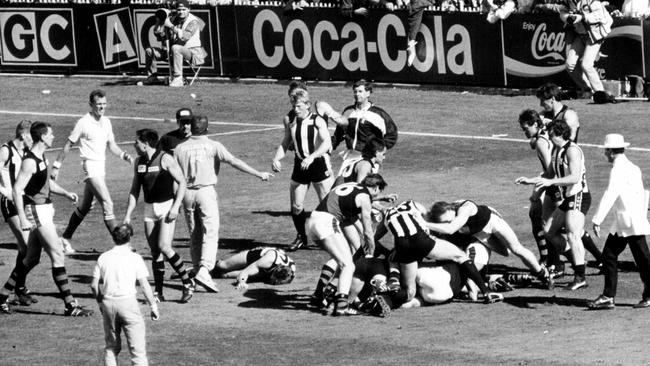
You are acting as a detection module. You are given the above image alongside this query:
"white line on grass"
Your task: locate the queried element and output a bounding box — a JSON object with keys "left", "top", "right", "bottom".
{"left": 3, "top": 109, "right": 650, "bottom": 152}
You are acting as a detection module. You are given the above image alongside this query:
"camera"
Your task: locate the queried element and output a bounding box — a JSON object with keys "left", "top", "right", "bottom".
{"left": 566, "top": 14, "right": 577, "bottom": 23}
{"left": 155, "top": 8, "right": 176, "bottom": 22}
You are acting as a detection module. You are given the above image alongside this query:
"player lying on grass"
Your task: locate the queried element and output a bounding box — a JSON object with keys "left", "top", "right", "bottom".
{"left": 213, "top": 247, "right": 296, "bottom": 290}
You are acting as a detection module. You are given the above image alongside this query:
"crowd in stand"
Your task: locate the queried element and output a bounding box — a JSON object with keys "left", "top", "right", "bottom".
{"left": 1, "top": 0, "right": 647, "bottom": 20}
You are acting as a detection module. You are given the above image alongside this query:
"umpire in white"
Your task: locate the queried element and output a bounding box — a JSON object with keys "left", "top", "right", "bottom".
{"left": 91, "top": 224, "right": 159, "bottom": 365}
{"left": 588, "top": 134, "right": 650, "bottom": 310}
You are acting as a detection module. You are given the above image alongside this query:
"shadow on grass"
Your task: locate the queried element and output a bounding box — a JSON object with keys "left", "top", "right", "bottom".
{"left": 67, "top": 252, "right": 101, "bottom": 261}
{"left": 68, "top": 274, "right": 94, "bottom": 284}
{"left": 101, "top": 78, "right": 142, "bottom": 86}
{"left": 504, "top": 295, "right": 588, "bottom": 309}
{"left": 35, "top": 291, "right": 96, "bottom": 300}
{"left": 219, "top": 238, "right": 293, "bottom": 251}
{"left": 238, "top": 288, "right": 313, "bottom": 311}
{"left": 0, "top": 242, "right": 17, "bottom": 250}
{"left": 251, "top": 210, "right": 292, "bottom": 217}
{"left": 485, "top": 263, "right": 530, "bottom": 275}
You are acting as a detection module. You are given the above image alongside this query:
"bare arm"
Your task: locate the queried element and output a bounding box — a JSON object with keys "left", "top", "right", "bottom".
{"left": 51, "top": 139, "right": 73, "bottom": 180}
{"left": 272, "top": 116, "right": 292, "bottom": 172}
{"left": 0, "top": 146, "right": 12, "bottom": 198}
{"left": 137, "top": 277, "right": 159, "bottom": 320}
{"left": 12, "top": 159, "right": 36, "bottom": 231}
{"left": 234, "top": 254, "right": 274, "bottom": 291}
{"left": 357, "top": 194, "right": 376, "bottom": 256}
{"left": 162, "top": 154, "right": 187, "bottom": 223}
{"left": 124, "top": 162, "right": 142, "bottom": 224}
{"left": 535, "top": 146, "right": 583, "bottom": 188}
{"left": 107, "top": 138, "right": 134, "bottom": 164}
{"left": 49, "top": 179, "right": 78, "bottom": 204}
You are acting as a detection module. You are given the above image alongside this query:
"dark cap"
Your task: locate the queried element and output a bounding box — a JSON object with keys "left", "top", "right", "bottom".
{"left": 176, "top": 0, "right": 190, "bottom": 8}
{"left": 176, "top": 108, "right": 193, "bottom": 123}
{"left": 191, "top": 115, "right": 209, "bottom": 135}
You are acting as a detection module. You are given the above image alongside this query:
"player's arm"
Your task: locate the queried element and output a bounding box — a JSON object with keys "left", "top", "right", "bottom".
{"left": 564, "top": 110, "right": 580, "bottom": 141}
{"left": 300, "top": 118, "right": 332, "bottom": 170}
{"left": 537, "top": 146, "right": 583, "bottom": 188}
{"left": 107, "top": 135, "right": 133, "bottom": 164}
{"left": 90, "top": 268, "right": 102, "bottom": 304}
{"left": 234, "top": 254, "right": 274, "bottom": 291}
{"left": 315, "top": 101, "right": 345, "bottom": 125}
{"left": 49, "top": 179, "right": 78, "bottom": 204}
{"left": 12, "top": 158, "right": 36, "bottom": 231}
{"left": 51, "top": 139, "right": 74, "bottom": 180}
{"left": 219, "top": 143, "right": 273, "bottom": 181}
{"left": 162, "top": 154, "right": 186, "bottom": 223}
{"left": 124, "top": 162, "right": 142, "bottom": 224}
{"left": 535, "top": 138, "right": 553, "bottom": 176}
{"left": 357, "top": 193, "right": 376, "bottom": 256}
{"left": 272, "top": 115, "right": 292, "bottom": 172}
{"left": 0, "top": 146, "right": 12, "bottom": 198}
{"left": 424, "top": 202, "right": 473, "bottom": 235}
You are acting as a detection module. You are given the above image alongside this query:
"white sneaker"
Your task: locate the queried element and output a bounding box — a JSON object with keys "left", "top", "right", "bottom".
{"left": 406, "top": 40, "right": 417, "bottom": 67}
{"left": 60, "top": 237, "right": 76, "bottom": 255}
{"left": 194, "top": 267, "right": 219, "bottom": 293}
{"left": 169, "top": 77, "right": 184, "bottom": 87}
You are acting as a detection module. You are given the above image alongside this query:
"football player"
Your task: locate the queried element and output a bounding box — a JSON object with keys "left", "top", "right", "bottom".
{"left": 213, "top": 247, "right": 296, "bottom": 290}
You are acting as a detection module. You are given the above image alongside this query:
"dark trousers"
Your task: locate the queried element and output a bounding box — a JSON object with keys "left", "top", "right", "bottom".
{"left": 601, "top": 233, "right": 650, "bottom": 299}
{"left": 407, "top": 0, "right": 436, "bottom": 41}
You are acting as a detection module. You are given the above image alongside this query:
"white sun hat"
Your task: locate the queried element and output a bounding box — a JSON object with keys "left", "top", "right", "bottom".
{"left": 603, "top": 133, "right": 630, "bottom": 149}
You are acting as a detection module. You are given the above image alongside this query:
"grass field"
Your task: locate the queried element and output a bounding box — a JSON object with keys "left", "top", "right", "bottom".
{"left": 1, "top": 75, "right": 650, "bottom": 365}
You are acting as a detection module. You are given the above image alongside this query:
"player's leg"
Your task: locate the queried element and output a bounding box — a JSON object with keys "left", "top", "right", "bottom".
{"left": 145, "top": 220, "right": 165, "bottom": 300}
{"left": 5, "top": 212, "right": 35, "bottom": 302}
{"left": 529, "top": 189, "right": 547, "bottom": 263}
{"left": 214, "top": 250, "right": 250, "bottom": 275}
{"left": 313, "top": 176, "right": 334, "bottom": 201}
{"left": 86, "top": 176, "right": 117, "bottom": 234}
{"left": 318, "top": 232, "right": 354, "bottom": 315}
{"left": 36, "top": 207, "right": 91, "bottom": 315}
{"left": 492, "top": 216, "right": 542, "bottom": 273}
{"left": 628, "top": 235, "right": 650, "bottom": 303}
{"left": 0, "top": 231, "right": 41, "bottom": 312}
{"left": 288, "top": 180, "right": 310, "bottom": 250}
{"left": 61, "top": 181, "right": 95, "bottom": 252}
{"left": 426, "top": 238, "right": 499, "bottom": 301}
{"left": 157, "top": 211, "right": 194, "bottom": 302}
{"left": 565, "top": 208, "right": 587, "bottom": 290}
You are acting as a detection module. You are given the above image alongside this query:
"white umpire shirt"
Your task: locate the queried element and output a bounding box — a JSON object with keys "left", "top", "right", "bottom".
{"left": 93, "top": 245, "right": 149, "bottom": 300}
{"left": 592, "top": 154, "right": 650, "bottom": 237}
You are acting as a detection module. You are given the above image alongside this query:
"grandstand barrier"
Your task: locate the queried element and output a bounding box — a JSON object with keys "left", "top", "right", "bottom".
{"left": 0, "top": 4, "right": 647, "bottom": 88}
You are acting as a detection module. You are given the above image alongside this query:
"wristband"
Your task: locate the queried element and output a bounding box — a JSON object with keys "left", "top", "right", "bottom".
{"left": 52, "top": 161, "right": 62, "bottom": 169}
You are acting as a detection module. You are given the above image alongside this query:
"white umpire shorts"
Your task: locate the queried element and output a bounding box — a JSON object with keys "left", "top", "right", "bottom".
{"left": 306, "top": 211, "right": 341, "bottom": 242}
{"left": 82, "top": 160, "right": 106, "bottom": 180}
{"left": 144, "top": 200, "right": 173, "bottom": 223}
{"left": 25, "top": 203, "right": 55, "bottom": 229}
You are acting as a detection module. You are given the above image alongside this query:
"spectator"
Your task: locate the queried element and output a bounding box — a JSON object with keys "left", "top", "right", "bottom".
{"left": 612, "top": 0, "right": 650, "bottom": 17}
{"left": 341, "top": 0, "right": 397, "bottom": 17}
{"left": 560, "top": 0, "right": 613, "bottom": 96}
{"left": 484, "top": 0, "right": 517, "bottom": 22}
{"left": 144, "top": 0, "right": 207, "bottom": 87}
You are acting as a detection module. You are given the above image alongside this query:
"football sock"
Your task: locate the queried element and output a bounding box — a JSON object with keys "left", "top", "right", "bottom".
{"left": 1, "top": 261, "right": 27, "bottom": 298}
{"left": 153, "top": 260, "right": 165, "bottom": 295}
{"left": 532, "top": 226, "right": 548, "bottom": 263}
{"left": 574, "top": 264, "right": 586, "bottom": 279}
{"left": 52, "top": 267, "right": 74, "bottom": 305}
{"left": 14, "top": 252, "right": 27, "bottom": 289}
{"left": 387, "top": 269, "right": 400, "bottom": 289}
{"left": 166, "top": 252, "right": 191, "bottom": 284}
{"left": 582, "top": 232, "right": 601, "bottom": 263}
{"left": 291, "top": 210, "right": 308, "bottom": 238}
{"left": 62, "top": 210, "right": 85, "bottom": 240}
{"left": 334, "top": 293, "right": 348, "bottom": 311}
{"left": 314, "top": 263, "right": 337, "bottom": 299}
{"left": 460, "top": 260, "right": 489, "bottom": 294}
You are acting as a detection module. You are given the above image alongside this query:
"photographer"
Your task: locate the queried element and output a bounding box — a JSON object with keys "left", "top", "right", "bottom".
{"left": 560, "top": 0, "right": 613, "bottom": 97}
{"left": 144, "top": 0, "right": 207, "bottom": 87}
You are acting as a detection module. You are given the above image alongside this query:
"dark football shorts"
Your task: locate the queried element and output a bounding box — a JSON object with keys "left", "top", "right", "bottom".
{"left": 559, "top": 191, "right": 591, "bottom": 215}
{"left": 544, "top": 186, "right": 563, "bottom": 203}
{"left": 1, "top": 196, "right": 17, "bottom": 222}
{"left": 393, "top": 230, "right": 437, "bottom": 264}
{"left": 291, "top": 156, "right": 332, "bottom": 185}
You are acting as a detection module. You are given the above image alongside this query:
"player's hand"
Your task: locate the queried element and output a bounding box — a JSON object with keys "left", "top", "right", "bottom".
{"left": 384, "top": 193, "right": 398, "bottom": 204}
{"left": 165, "top": 209, "right": 179, "bottom": 223}
{"left": 151, "top": 307, "right": 160, "bottom": 321}
{"left": 514, "top": 176, "right": 527, "bottom": 185}
{"left": 50, "top": 167, "right": 60, "bottom": 181}
{"left": 67, "top": 192, "right": 78, "bottom": 204}
{"left": 592, "top": 223, "right": 601, "bottom": 238}
{"left": 20, "top": 220, "right": 32, "bottom": 232}
{"left": 259, "top": 172, "right": 273, "bottom": 181}
{"left": 272, "top": 160, "right": 282, "bottom": 173}
{"left": 235, "top": 281, "right": 248, "bottom": 291}
{"left": 123, "top": 216, "right": 131, "bottom": 225}
{"left": 300, "top": 156, "right": 314, "bottom": 170}
{"left": 533, "top": 178, "right": 551, "bottom": 188}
